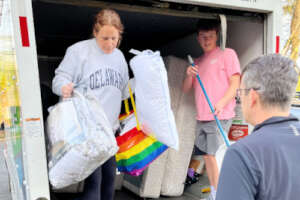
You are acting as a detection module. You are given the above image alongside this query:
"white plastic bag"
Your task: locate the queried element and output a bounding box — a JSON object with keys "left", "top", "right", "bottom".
{"left": 47, "top": 90, "right": 118, "bottom": 189}
{"left": 129, "top": 49, "right": 179, "bottom": 150}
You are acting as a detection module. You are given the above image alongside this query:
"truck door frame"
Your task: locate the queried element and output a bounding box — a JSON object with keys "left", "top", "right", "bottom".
{"left": 10, "top": 0, "right": 50, "bottom": 199}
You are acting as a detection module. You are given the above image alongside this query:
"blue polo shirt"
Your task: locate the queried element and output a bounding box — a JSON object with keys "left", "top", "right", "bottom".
{"left": 216, "top": 116, "right": 300, "bottom": 200}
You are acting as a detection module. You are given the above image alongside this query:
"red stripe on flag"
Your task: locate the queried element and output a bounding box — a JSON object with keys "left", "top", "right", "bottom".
{"left": 19, "top": 17, "right": 30, "bottom": 47}
{"left": 276, "top": 36, "right": 280, "bottom": 53}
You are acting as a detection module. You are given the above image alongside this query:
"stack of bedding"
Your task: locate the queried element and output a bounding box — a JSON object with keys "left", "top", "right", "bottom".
{"left": 161, "top": 56, "right": 197, "bottom": 196}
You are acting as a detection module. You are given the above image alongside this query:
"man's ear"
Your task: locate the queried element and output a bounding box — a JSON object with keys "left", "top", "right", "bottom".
{"left": 249, "top": 89, "right": 259, "bottom": 108}
{"left": 196, "top": 35, "right": 200, "bottom": 44}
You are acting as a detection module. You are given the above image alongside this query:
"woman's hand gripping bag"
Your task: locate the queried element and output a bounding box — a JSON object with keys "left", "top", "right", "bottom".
{"left": 129, "top": 49, "right": 179, "bottom": 150}
{"left": 116, "top": 87, "right": 168, "bottom": 176}
{"left": 46, "top": 90, "right": 118, "bottom": 189}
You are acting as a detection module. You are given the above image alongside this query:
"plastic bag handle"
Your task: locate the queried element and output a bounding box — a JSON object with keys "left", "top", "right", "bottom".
{"left": 72, "top": 89, "right": 93, "bottom": 117}
{"left": 124, "top": 99, "right": 130, "bottom": 114}
{"left": 127, "top": 83, "right": 141, "bottom": 131}
{"left": 72, "top": 89, "right": 85, "bottom": 101}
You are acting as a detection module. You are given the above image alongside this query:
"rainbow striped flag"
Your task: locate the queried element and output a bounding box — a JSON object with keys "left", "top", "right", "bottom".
{"left": 116, "top": 127, "right": 168, "bottom": 176}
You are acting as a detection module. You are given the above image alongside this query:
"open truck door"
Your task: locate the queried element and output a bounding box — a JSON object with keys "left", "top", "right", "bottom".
{"left": 0, "top": 0, "right": 50, "bottom": 200}
{"left": 1, "top": 0, "right": 284, "bottom": 199}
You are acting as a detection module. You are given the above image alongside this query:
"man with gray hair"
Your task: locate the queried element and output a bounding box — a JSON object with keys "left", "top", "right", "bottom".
{"left": 216, "top": 54, "right": 300, "bottom": 200}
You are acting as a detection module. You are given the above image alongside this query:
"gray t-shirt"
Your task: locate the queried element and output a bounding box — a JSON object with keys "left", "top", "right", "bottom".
{"left": 52, "top": 38, "right": 129, "bottom": 129}
{"left": 216, "top": 116, "right": 300, "bottom": 200}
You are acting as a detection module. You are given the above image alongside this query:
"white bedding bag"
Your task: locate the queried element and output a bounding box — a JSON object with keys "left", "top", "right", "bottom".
{"left": 47, "top": 90, "right": 118, "bottom": 189}
{"left": 129, "top": 50, "right": 179, "bottom": 150}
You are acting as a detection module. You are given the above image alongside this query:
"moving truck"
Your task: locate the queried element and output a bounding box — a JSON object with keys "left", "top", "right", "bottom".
{"left": 0, "top": 0, "right": 283, "bottom": 199}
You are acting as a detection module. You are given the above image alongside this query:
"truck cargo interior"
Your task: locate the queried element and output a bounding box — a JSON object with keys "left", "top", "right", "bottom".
{"left": 32, "top": 0, "right": 265, "bottom": 87}
{"left": 32, "top": 0, "right": 266, "bottom": 198}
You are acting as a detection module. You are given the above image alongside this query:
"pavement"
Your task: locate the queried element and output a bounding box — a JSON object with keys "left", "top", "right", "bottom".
{"left": 1, "top": 166, "right": 211, "bottom": 200}
{"left": 115, "top": 173, "right": 210, "bottom": 200}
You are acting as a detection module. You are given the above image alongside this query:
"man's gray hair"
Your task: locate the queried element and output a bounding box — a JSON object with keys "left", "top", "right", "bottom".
{"left": 242, "top": 54, "right": 299, "bottom": 110}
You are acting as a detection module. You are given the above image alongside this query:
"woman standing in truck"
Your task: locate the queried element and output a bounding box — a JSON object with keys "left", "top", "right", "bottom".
{"left": 52, "top": 9, "right": 129, "bottom": 200}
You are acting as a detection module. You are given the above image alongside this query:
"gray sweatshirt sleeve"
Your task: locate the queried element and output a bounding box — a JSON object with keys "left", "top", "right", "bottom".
{"left": 216, "top": 147, "right": 258, "bottom": 200}
{"left": 52, "top": 47, "right": 81, "bottom": 96}
{"left": 121, "top": 54, "right": 130, "bottom": 100}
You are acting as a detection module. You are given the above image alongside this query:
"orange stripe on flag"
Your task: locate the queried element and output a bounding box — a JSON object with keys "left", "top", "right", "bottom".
{"left": 118, "top": 131, "right": 147, "bottom": 153}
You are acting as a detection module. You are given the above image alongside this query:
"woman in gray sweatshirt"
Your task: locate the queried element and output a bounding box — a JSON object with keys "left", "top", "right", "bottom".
{"left": 52, "top": 9, "right": 129, "bottom": 200}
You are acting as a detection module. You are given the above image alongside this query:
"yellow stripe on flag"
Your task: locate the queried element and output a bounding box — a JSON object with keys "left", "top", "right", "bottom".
{"left": 115, "top": 136, "right": 156, "bottom": 162}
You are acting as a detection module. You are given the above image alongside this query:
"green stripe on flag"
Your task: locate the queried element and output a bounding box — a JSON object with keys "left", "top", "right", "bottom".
{"left": 117, "top": 141, "right": 163, "bottom": 166}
